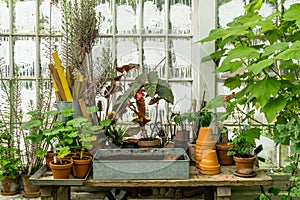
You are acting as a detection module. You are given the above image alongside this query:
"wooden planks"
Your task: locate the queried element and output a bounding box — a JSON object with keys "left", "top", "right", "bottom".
{"left": 83, "top": 166, "right": 274, "bottom": 188}
{"left": 51, "top": 51, "right": 73, "bottom": 102}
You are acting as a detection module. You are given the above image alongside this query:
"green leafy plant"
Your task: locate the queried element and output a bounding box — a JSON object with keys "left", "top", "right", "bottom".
{"left": 21, "top": 109, "right": 57, "bottom": 159}
{"left": 0, "top": 130, "right": 21, "bottom": 181}
{"left": 200, "top": 0, "right": 300, "bottom": 198}
{"left": 216, "top": 92, "right": 262, "bottom": 157}
{"left": 114, "top": 70, "right": 174, "bottom": 139}
{"left": 171, "top": 109, "right": 212, "bottom": 130}
{"left": 99, "top": 119, "right": 128, "bottom": 147}
{"left": 68, "top": 106, "right": 99, "bottom": 160}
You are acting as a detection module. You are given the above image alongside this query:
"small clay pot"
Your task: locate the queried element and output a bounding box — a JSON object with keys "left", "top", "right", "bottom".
{"left": 199, "top": 150, "right": 220, "bottom": 175}
{"left": 234, "top": 154, "right": 256, "bottom": 175}
{"left": 49, "top": 159, "right": 73, "bottom": 179}
{"left": 216, "top": 142, "right": 234, "bottom": 166}
{"left": 72, "top": 156, "right": 92, "bottom": 178}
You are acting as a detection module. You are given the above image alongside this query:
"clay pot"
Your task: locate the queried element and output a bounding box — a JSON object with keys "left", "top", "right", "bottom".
{"left": 199, "top": 150, "right": 220, "bottom": 175}
{"left": 21, "top": 174, "right": 40, "bottom": 198}
{"left": 197, "top": 127, "right": 214, "bottom": 143}
{"left": 216, "top": 142, "right": 234, "bottom": 166}
{"left": 195, "top": 127, "right": 216, "bottom": 168}
{"left": 234, "top": 154, "right": 256, "bottom": 175}
{"left": 44, "top": 151, "right": 56, "bottom": 170}
{"left": 49, "top": 159, "right": 73, "bottom": 179}
{"left": 72, "top": 156, "right": 92, "bottom": 178}
{"left": 137, "top": 138, "right": 161, "bottom": 148}
{"left": 1, "top": 175, "right": 20, "bottom": 196}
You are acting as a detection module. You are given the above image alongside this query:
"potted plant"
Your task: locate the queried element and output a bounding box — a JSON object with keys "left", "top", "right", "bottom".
{"left": 99, "top": 118, "right": 129, "bottom": 148}
{"left": 0, "top": 133, "right": 21, "bottom": 196}
{"left": 68, "top": 106, "right": 99, "bottom": 178}
{"left": 114, "top": 71, "right": 174, "bottom": 148}
{"left": 43, "top": 107, "right": 79, "bottom": 179}
{"left": 215, "top": 127, "right": 234, "bottom": 166}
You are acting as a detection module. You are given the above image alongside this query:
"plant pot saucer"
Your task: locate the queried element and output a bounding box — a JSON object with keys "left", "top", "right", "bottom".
{"left": 0, "top": 190, "right": 18, "bottom": 196}
{"left": 22, "top": 190, "right": 40, "bottom": 198}
{"left": 233, "top": 171, "right": 256, "bottom": 178}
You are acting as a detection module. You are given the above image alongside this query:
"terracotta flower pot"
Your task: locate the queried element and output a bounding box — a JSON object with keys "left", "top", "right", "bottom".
{"left": 1, "top": 175, "right": 20, "bottom": 196}
{"left": 197, "top": 127, "right": 214, "bottom": 143}
{"left": 216, "top": 142, "right": 234, "bottom": 166}
{"left": 195, "top": 127, "right": 216, "bottom": 168}
{"left": 199, "top": 150, "right": 220, "bottom": 175}
{"left": 72, "top": 156, "right": 92, "bottom": 178}
{"left": 21, "top": 174, "right": 40, "bottom": 198}
{"left": 137, "top": 138, "right": 161, "bottom": 148}
{"left": 44, "top": 151, "right": 56, "bottom": 170}
{"left": 233, "top": 154, "right": 256, "bottom": 175}
{"left": 49, "top": 159, "right": 73, "bottom": 179}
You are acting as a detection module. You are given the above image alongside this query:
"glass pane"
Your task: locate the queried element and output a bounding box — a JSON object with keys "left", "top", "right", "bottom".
{"left": 116, "top": 0, "right": 139, "bottom": 34}
{"left": 40, "top": 0, "right": 61, "bottom": 34}
{"left": 218, "top": 0, "right": 245, "bottom": 27}
{"left": 284, "top": 0, "right": 300, "bottom": 10}
{"left": 20, "top": 80, "right": 36, "bottom": 114}
{"left": 171, "top": 82, "right": 192, "bottom": 114}
{"left": 116, "top": 37, "right": 139, "bottom": 78}
{"left": 169, "top": 1, "right": 191, "bottom": 34}
{"left": 0, "top": 2, "right": 9, "bottom": 33}
{"left": 169, "top": 38, "right": 192, "bottom": 79}
{"left": 40, "top": 37, "right": 60, "bottom": 78}
{"left": 0, "top": 37, "right": 9, "bottom": 77}
{"left": 143, "top": 37, "right": 166, "bottom": 78}
{"left": 143, "top": 0, "right": 165, "bottom": 34}
{"left": 14, "top": 0, "right": 36, "bottom": 33}
{"left": 97, "top": 0, "right": 113, "bottom": 34}
{"left": 92, "top": 38, "right": 113, "bottom": 76}
{"left": 14, "top": 37, "right": 36, "bottom": 78}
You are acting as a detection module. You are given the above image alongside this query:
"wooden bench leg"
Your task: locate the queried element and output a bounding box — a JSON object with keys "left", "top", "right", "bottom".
{"left": 214, "top": 187, "right": 231, "bottom": 200}
{"left": 40, "top": 186, "right": 70, "bottom": 200}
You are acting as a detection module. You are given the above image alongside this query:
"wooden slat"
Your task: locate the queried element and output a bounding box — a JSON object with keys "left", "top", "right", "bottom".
{"left": 52, "top": 52, "right": 73, "bottom": 101}
{"left": 84, "top": 166, "right": 274, "bottom": 187}
{"left": 78, "top": 98, "right": 91, "bottom": 122}
{"left": 48, "top": 64, "right": 66, "bottom": 101}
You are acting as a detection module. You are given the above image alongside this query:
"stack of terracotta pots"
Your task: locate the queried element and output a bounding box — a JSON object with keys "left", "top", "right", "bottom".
{"left": 195, "top": 127, "right": 220, "bottom": 175}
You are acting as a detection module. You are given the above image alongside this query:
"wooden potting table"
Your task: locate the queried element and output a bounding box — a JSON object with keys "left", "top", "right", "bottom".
{"left": 38, "top": 166, "right": 273, "bottom": 200}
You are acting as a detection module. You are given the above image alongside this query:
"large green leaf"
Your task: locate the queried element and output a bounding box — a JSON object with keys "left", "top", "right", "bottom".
{"left": 20, "top": 119, "right": 42, "bottom": 130}
{"left": 283, "top": 3, "right": 300, "bottom": 29}
{"left": 156, "top": 79, "right": 174, "bottom": 104}
{"left": 262, "top": 97, "right": 287, "bottom": 123}
{"left": 247, "top": 77, "right": 280, "bottom": 108}
{"left": 218, "top": 61, "right": 243, "bottom": 73}
{"left": 244, "top": 128, "right": 261, "bottom": 144}
{"left": 114, "top": 73, "right": 147, "bottom": 112}
{"left": 205, "top": 95, "right": 226, "bottom": 109}
{"left": 199, "top": 28, "right": 225, "bottom": 43}
{"left": 224, "top": 75, "right": 242, "bottom": 90}
{"left": 262, "top": 42, "right": 289, "bottom": 57}
{"left": 276, "top": 40, "right": 300, "bottom": 60}
{"left": 222, "top": 46, "right": 260, "bottom": 65}
{"left": 145, "top": 71, "right": 159, "bottom": 98}
{"left": 201, "top": 49, "right": 226, "bottom": 64}
{"left": 247, "top": 59, "right": 274, "bottom": 74}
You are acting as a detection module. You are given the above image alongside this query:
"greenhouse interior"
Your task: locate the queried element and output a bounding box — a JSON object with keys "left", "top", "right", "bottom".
{"left": 0, "top": 0, "right": 299, "bottom": 199}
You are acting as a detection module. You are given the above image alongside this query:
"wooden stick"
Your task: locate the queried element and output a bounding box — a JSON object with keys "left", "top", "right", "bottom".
{"left": 48, "top": 64, "right": 66, "bottom": 101}
{"left": 52, "top": 51, "right": 73, "bottom": 101}
{"left": 78, "top": 98, "right": 91, "bottom": 122}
